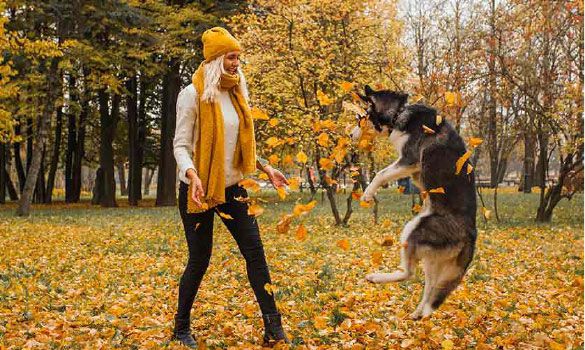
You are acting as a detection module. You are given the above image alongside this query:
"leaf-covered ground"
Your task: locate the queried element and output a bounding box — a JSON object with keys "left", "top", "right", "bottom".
{"left": 0, "top": 189, "right": 583, "bottom": 349}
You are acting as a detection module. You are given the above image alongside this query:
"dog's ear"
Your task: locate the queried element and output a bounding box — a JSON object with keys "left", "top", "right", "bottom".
{"left": 364, "top": 85, "right": 375, "bottom": 96}
{"left": 399, "top": 92, "right": 409, "bottom": 105}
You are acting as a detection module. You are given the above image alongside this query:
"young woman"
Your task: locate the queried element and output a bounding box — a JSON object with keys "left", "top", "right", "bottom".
{"left": 172, "top": 27, "right": 289, "bottom": 348}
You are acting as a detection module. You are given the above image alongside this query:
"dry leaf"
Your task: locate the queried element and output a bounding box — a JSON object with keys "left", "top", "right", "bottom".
{"left": 371, "top": 251, "right": 383, "bottom": 265}
{"left": 250, "top": 107, "right": 269, "bottom": 120}
{"left": 337, "top": 239, "right": 350, "bottom": 251}
{"left": 216, "top": 210, "right": 233, "bottom": 220}
{"left": 422, "top": 125, "right": 436, "bottom": 134}
{"left": 429, "top": 187, "right": 445, "bottom": 194}
{"left": 248, "top": 203, "right": 264, "bottom": 217}
{"left": 455, "top": 150, "right": 473, "bottom": 175}
{"left": 381, "top": 237, "right": 394, "bottom": 247}
{"left": 296, "top": 151, "right": 308, "bottom": 164}
{"left": 276, "top": 187, "right": 287, "bottom": 200}
{"left": 295, "top": 224, "right": 308, "bottom": 241}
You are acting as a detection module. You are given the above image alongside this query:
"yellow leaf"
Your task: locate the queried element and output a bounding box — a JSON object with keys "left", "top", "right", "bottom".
{"left": 317, "top": 90, "right": 334, "bottom": 106}
{"left": 217, "top": 210, "right": 234, "bottom": 220}
{"left": 268, "top": 154, "right": 280, "bottom": 165}
{"left": 339, "top": 81, "right": 354, "bottom": 92}
{"left": 317, "top": 132, "right": 330, "bottom": 147}
{"left": 360, "top": 200, "right": 372, "bottom": 208}
{"left": 296, "top": 151, "right": 308, "bottom": 164}
{"left": 422, "top": 125, "right": 435, "bottom": 134}
{"left": 371, "top": 251, "right": 382, "bottom": 265}
{"left": 445, "top": 91, "right": 460, "bottom": 107}
{"left": 381, "top": 219, "right": 392, "bottom": 228}
{"left": 268, "top": 118, "right": 279, "bottom": 127}
{"left": 239, "top": 178, "right": 261, "bottom": 192}
{"left": 295, "top": 224, "right": 308, "bottom": 241}
{"left": 251, "top": 107, "right": 269, "bottom": 120}
{"left": 436, "top": 115, "right": 443, "bottom": 125}
{"left": 314, "top": 315, "right": 328, "bottom": 329}
{"left": 482, "top": 207, "right": 491, "bottom": 220}
{"left": 276, "top": 187, "right": 287, "bottom": 200}
{"left": 381, "top": 236, "right": 394, "bottom": 247}
{"left": 264, "top": 283, "right": 277, "bottom": 296}
{"left": 429, "top": 187, "right": 445, "bottom": 194}
{"left": 265, "top": 136, "right": 282, "bottom": 148}
{"left": 466, "top": 163, "right": 474, "bottom": 174}
{"left": 337, "top": 239, "right": 350, "bottom": 251}
{"left": 455, "top": 150, "right": 473, "bottom": 175}
{"left": 441, "top": 339, "right": 454, "bottom": 350}
{"left": 293, "top": 200, "right": 317, "bottom": 216}
{"left": 258, "top": 173, "right": 269, "bottom": 180}
{"left": 319, "top": 157, "right": 334, "bottom": 171}
{"left": 288, "top": 177, "right": 300, "bottom": 191}
{"left": 468, "top": 137, "right": 483, "bottom": 148}
{"left": 248, "top": 203, "right": 264, "bottom": 217}
{"left": 358, "top": 139, "right": 371, "bottom": 151}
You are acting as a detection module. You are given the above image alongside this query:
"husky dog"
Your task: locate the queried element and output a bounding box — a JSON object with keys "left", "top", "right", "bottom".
{"left": 351, "top": 85, "right": 477, "bottom": 319}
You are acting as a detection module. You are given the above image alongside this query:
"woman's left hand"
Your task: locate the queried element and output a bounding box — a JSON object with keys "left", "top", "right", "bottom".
{"left": 266, "top": 166, "right": 289, "bottom": 189}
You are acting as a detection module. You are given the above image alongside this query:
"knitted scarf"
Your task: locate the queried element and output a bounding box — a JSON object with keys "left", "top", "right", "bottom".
{"left": 187, "top": 63, "right": 256, "bottom": 213}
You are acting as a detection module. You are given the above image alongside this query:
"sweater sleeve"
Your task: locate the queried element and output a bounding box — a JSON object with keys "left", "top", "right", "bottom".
{"left": 173, "top": 84, "right": 198, "bottom": 183}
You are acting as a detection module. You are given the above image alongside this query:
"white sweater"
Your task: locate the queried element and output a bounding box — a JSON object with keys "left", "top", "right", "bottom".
{"left": 173, "top": 83, "right": 244, "bottom": 186}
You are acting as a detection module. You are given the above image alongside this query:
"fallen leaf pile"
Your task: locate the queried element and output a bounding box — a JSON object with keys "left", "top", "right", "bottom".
{"left": 0, "top": 189, "right": 582, "bottom": 349}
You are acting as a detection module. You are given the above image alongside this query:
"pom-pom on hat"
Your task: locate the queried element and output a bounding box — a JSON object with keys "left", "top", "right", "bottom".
{"left": 202, "top": 27, "right": 242, "bottom": 63}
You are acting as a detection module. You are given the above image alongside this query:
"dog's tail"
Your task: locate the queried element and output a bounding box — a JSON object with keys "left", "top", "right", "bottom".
{"left": 429, "top": 236, "right": 476, "bottom": 310}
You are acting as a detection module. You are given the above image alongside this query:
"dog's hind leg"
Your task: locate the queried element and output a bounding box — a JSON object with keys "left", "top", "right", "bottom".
{"left": 410, "top": 257, "right": 438, "bottom": 319}
{"left": 420, "top": 259, "right": 464, "bottom": 318}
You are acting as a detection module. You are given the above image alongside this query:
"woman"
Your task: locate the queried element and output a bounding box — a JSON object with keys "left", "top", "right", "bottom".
{"left": 172, "top": 27, "right": 289, "bottom": 348}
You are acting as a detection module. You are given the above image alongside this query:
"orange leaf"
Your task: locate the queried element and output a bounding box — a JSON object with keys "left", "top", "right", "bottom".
{"left": 296, "top": 151, "right": 308, "bottom": 164}
{"left": 455, "top": 150, "right": 473, "bottom": 175}
{"left": 251, "top": 107, "right": 269, "bottom": 120}
{"left": 422, "top": 125, "right": 435, "bottom": 134}
{"left": 293, "top": 200, "right": 317, "bottom": 216}
{"left": 360, "top": 200, "right": 372, "bottom": 208}
{"left": 276, "top": 214, "right": 293, "bottom": 234}
{"left": 268, "top": 118, "right": 279, "bottom": 127}
{"left": 268, "top": 154, "right": 280, "bottom": 165}
{"left": 216, "top": 210, "right": 234, "bottom": 220}
{"left": 288, "top": 177, "right": 300, "bottom": 191}
{"left": 466, "top": 163, "right": 474, "bottom": 174}
{"left": 248, "top": 203, "right": 264, "bottom": 217}
{"left": 295, "top": 224, "right": 308, "bottom": 241}
{"left": 381, "top": 237, "right": 394, "bottom": 247}
{"left": 371, "top": 251, "right": 383, "bottom": 265}
{"left": 412, "top": 203, "right": 422, "bottom": 213}
{"left": 239, "top": 178, "right": 261, "bottom": 192}
{"left": 319, "top": 158, "right": 334, "bottom": 171}
{"left": 339, "top": 81, "right": 354, "bottom": 92}
{"left": 351, "top": 191, "right": 362, "bottom": 200}
{"left": 276, "top": 187, "right": 287, "bottom": 200}
{"left": 317, "top": 132, "right": 330, "bottom": 147}
{"left": 468, "top": 137, "right": 483, "bottom": 148}
{"left": 429, "top": 187, "right": 445, "bottom": 194}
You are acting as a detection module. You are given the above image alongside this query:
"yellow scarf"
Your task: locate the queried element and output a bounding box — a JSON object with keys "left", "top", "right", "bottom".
{"left": 187, "top": 62, "right": 257, "bottom": 214}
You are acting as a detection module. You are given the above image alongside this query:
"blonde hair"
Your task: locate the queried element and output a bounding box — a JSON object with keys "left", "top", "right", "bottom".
{"left": 202, "top": 54, "right": 249, "bottom": 103}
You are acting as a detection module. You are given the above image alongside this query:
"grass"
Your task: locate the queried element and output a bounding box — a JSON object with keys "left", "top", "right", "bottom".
{"left": 0, "top": 187, "right": 582, "bottom": 349}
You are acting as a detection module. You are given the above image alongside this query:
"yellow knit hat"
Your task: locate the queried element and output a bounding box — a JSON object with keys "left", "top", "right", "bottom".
{"left": 202, "top": 27, "right": 242, "bottom": 62}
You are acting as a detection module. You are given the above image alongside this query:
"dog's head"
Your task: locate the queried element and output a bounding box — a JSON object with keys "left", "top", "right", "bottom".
{"left": 350, "top": 85, "right": 408, "bottom": 141}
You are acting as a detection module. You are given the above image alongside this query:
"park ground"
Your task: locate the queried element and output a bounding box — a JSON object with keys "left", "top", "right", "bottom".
{"left": 0, "top": 187, "right": 583, "bottom": 349}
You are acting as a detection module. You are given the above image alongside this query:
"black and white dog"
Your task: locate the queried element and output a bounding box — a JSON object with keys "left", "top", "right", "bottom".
{"left": 352, "top": 85, "right": 477, "bottom": 319}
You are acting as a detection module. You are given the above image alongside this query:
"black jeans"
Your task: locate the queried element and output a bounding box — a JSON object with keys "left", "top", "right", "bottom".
{"left": 176, "top": 181, "right": 278, "bottom": 320}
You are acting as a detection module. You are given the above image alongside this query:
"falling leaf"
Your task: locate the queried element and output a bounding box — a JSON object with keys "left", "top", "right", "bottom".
{"left": 276, "top": 214, "right": 293, "bottom": 234}
{"left": 268, "top": 154, "right": 280, "bottom": 165}
{"left": 239, "top": 178, "right": 261, "bottom": 192}
{"left": 436, "top": 115, "right": 443, "bottom": 125}
{"left": 381, "top": 237, "right": 394, "bottom": 247}
{"left": 358, "top": 139, "right": 371, "bottom": 150}
{"left": 455, "top": 150, "right": 473, "bottom": 175}
{"left": 317, "top": 90, "right": 334, "bottom": 106}
{"left": 468, "top": 137, "right": 484, "bottom": 148}
{"left": 264, "top": 283, "right": 277, "bottom": 295}
{"left": 445, "top": 91, "right": 461, "bottom": 107}
{"left": 360, "top": 200, "right": 372, "bottom": 208}
{"left": 466, "top": 163, "right": 474, "bottom": 174}
{"left": 251, "top": 107, "right": 269, "bottom": 120}
{"left": 351, "top": 191, "right": 362, "bottom": 201}
{"left": 412, "top": 203, "right": 422, "bottom": 213}
{"left": 422, "top": 125, "right": 435, "bottom": 134}
{"left": 296, "top": 151, "right": 308, "bottom": 164}
{"left": 248, "top": 203, "right": 264, "bottom": 217}
{"left": 293, "top": 200, "right": 317, "bottom": 216}
{"left": 339, "top": 81, "right": 354, "bottom": 92}
{"left": 397, "top": 186, "right": 405, "bottom": 194}
{"left": 482, "top": 206, "right": 491, "bottom": 220}
{"left": 283, "top": 154, "right": 294, "bottom": 166}
{"left": 337, "top": 239, "right": 350, "bottom": 251}
{"left": 288, "top": 177, "right": 300, "bottom": 191}
{"left": 268, "top": 118, "right": 279, "bottom": 127}
{"left": 265, "top": 136, "right": 282, "bottom": 148}
{"left": 216, "top": 210, "right": 234, "bottom": 220}
{"left": 319, "top": 158, "right": 334, "bottom": 171}
{"left": 276, "top": 187, "right": 287, "bottom": 200}
{"left": 371, "top": 251, "right": 383, "bottom": 265}
{"left": 258, "top": 173, "right": 269, "bottom": 180}
{"left": 429, "top": 187, "right": 446, "bottom": 194}
{"left": 295, "top": 224, "right": 308, "bottom": 241}
{"left": 317, "top": 132, "right": 330, "bottom": 147}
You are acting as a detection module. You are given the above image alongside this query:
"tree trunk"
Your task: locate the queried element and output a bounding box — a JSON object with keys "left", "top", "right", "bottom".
{"left": 65, "top": 75, "right": 77, "bottom": 202}
{"left": 98, "top": 89, "right": 120, "bottom": 207}
{"left": 127, "top": 75, "right": 140, "bottom": 205}
{"left": 0, "top": 143, "right": 5, "bottom": 204}
{"left": 26, "top": 117, "right": 33, "bottom": 173}
{"left": 487, "top": 0, "right": 498, "bottom": 188}
{"left": 144, "top": 167, "right": 155, "bottom": 196}
{"left": 46, "top": 106, "right": 63, "bottom": 203}
{"left": 136, "top": 75, "right": 148, "bottom": 201}
{"left": 13, "top": 124, "right": 25, "bottom": 193}
{"left": 33, "top": 145, "right": 46, "bottom": 204}
{"left": 92, "top": 167, "right": 104, "bottom": 205}
{"left": 4, "top": 147, "right": 18, "bottom": 200}
{"left": 16, "top": 58, "right": 60, "bottom": 216}
{"left": 521, "top": 130, "right": 535, "bottom": 193}
{"left": 156, "top": 60, "right": 180, "bottom": 206}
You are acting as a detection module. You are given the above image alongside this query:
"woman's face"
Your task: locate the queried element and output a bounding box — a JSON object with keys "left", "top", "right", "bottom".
{"left": 223, "top": 51, "right": 240, "bottom": 75}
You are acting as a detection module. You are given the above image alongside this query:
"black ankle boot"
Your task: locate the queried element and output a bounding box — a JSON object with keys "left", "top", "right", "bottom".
{"left": 172, "top": 316, "right": 197, "bottom": 348}
{"left": 262, "top": 313, "right": 290, "bottom": 346}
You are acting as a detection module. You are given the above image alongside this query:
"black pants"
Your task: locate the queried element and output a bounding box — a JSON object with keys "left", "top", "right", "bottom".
{"left": 176, "top": 181, "right": 278, "bottom": 320}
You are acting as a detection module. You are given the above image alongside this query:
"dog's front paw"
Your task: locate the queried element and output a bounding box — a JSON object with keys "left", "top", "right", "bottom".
{"left": 366, "top": 273, "right": 392, "bottom": 284}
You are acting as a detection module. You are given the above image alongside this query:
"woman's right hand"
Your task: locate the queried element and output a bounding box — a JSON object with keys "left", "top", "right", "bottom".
{"left": 186, "top": 169, "right": 205, "bottom": 207}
